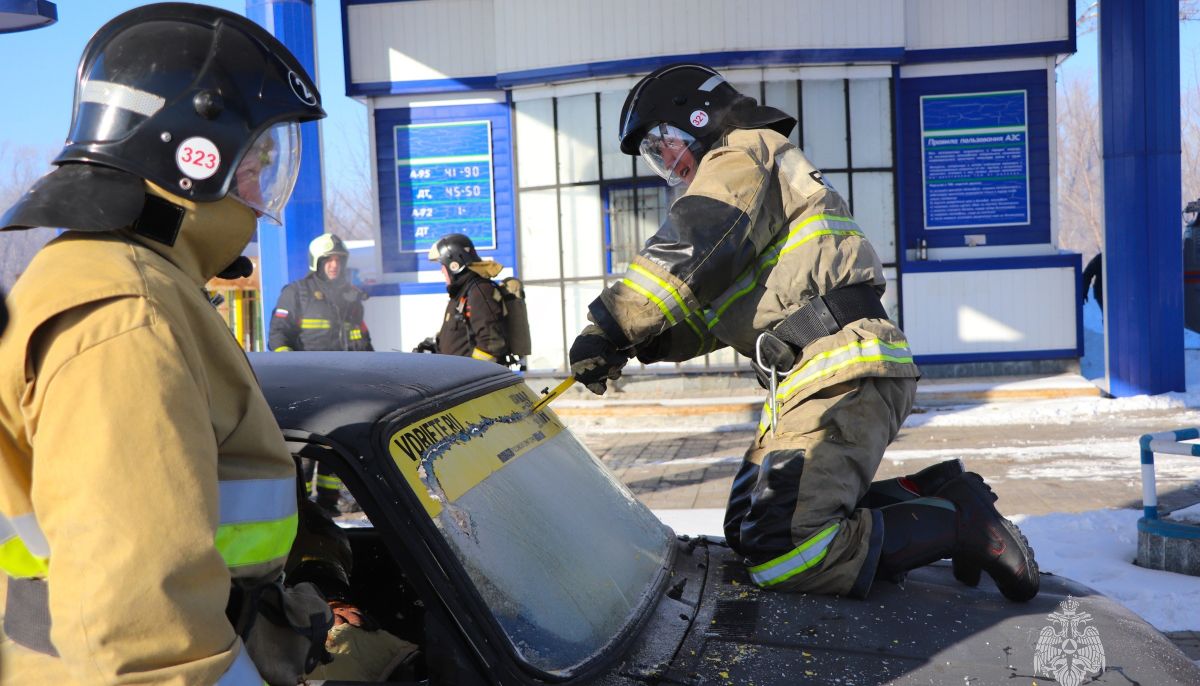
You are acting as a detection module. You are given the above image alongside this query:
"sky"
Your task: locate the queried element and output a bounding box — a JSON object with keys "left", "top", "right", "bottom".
{"left": 0, "top": 0, "right": 369, "bottom": 189}
{"left": 1, "top": 4, "right": 1199, "bottom": 205}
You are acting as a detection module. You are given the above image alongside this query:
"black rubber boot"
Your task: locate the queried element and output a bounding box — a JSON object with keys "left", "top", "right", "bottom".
{"left": 876, "top": 498, "right": 958, "bottom": 583}
{"left": 860, "top": 459, "right": 966, "bottom": 509}
{"left": 935, "top": 472, "right": 1039, "bottom": 602}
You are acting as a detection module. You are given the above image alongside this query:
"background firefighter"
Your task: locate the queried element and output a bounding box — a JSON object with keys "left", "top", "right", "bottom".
{"left": 568, "top": 63, "right": 1039, "bottom": 602}
{"left": 417, "top": 232, "right": 510, "bottom": 364}
{"left": 269, "top": 232, "right": 372, "bottom": 514}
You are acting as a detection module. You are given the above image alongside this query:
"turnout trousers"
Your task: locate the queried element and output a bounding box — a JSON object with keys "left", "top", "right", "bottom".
{"left": 724, "top": 376, "right": 917, "bottom": 597}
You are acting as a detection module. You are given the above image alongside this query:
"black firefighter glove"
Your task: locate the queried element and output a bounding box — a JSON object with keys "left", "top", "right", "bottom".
{"left": 569, "top": 324, "right": 630, "bottom": 395}
{"left": 413, "top": 337, "right": 437, "bottom": 354}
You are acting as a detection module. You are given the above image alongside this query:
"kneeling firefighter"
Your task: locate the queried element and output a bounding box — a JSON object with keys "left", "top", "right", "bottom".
{"left": 568, "top": 63, "right": 1038, "bottom": 601}
{"left": 0, "top": 5, "right": 335, "bottom": 684}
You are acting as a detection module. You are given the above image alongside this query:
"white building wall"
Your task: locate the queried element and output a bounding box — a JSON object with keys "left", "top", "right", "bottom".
{"left": 904, "top": 0, "right": 1068, "bottom": 50}
{"left": 346, "top": 0, "right": 496, "bottom": 84}
{"left": 493, "top": 0, "right": 904, "bottom": 75}
{"left": 901, "top": 267, "right": 1077, "bottom": 356}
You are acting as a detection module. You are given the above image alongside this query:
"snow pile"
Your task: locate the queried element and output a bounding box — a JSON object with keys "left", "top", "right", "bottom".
{"left": 1166, "top": 502, "right": 1200, "bottom": 524}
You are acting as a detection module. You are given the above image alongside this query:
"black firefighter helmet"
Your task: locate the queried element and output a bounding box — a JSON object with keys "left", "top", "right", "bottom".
{"left": 0, "top": 2, "right": 326, "bottom": 235}
{"left": 428, "top": 233, "right": 481, "bottom": 275}
{"left": 618, "top": 63, "right": 796, "bottom": 184}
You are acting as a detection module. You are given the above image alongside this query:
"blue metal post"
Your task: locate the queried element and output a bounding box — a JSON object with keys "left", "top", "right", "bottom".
{"left": 246, "top": 0, "right": 325, "bottom": 338}
{"left": 1099, "top": 0, "right": 1183, "bottom": 396}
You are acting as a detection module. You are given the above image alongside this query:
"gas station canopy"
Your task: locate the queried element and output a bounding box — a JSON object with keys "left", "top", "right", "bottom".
{"left": 0, "top": 0, "right": 55, "bottom": 34}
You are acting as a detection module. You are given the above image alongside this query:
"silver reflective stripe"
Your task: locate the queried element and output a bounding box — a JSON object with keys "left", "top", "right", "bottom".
{"left": 748, "top": 523, "right": 839, "bottom": 587}
{"left": 1, "top": 512, "right": 50, "bottom": 558}
{"left": 80, "top": 80, "right": 165, "bottom": 117}
{"left": 705, "top": 214, "right": 863, "bottom": 328}
{"left": 776, "top": 339, "right": 914, "bottom": 402}
{"left": 620, "top": 263, "right": 691, "bottom": 326}
{"left": 215, "top": 645, "right": 263, "bottom": 685}
{"left": 697, "top": 75, "right": 726, "bottom": 92}
{"left": 218, "top": 478, "right": 296, "bottom": 525}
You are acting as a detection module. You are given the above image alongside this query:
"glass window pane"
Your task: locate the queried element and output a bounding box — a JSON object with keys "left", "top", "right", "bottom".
{"left": 881, "top": 266, "right": 900, "bottom": 322}
{"left": 802, "top": 80, "right": 847, "bottom": 170}
{"left": 849, "top": 79, "right": 892, "bottom": 168}
{"left": 563, "top": 280, "right": 605, "bottom": 357}
{"left": 850, "top": 172, "right": 896, "bottom": 264}
{"left": 824, "top": 172, "right": 850, "bottom": 209}
{"left": 561, "top": 185, "right": 604, "bottom": 278}
{"left": 515, "top": 99, "right": 557, "bottom": 188}
{"left": 606, "top": 184, "right": 670, "bottom": 274}
{"left": 600, "top": 91, "right": 634, "bottom": 181}
{"left": 764, "top": 80, "right": 800, "bottom": 148}
{"left": 524, "top": 283, "right": 565, "bottom": 371}
{"left": 556, "top": 94, "right": 599, "bottom": 184}
{"left": 518, "top": 189, "right": 560, "bottom": 280}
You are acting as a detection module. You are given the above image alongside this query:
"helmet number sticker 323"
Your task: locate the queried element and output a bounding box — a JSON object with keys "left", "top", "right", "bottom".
{"left": 175, "top": 137, "right": 221, "bottom": 180}
{"left": 690, "top": 110, "right": 709, "bottom": 128}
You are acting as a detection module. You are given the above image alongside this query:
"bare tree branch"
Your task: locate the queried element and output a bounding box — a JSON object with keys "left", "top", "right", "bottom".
{"left": 0, "top": 144, "right": 57, "bottom": 291}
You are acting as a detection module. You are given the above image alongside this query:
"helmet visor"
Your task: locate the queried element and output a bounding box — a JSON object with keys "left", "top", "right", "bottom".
{"left": 229, "top": 121, "right": 301, "bottom": 224}
{"left": 638, "top": 123, "right": 703, "bottom": 187}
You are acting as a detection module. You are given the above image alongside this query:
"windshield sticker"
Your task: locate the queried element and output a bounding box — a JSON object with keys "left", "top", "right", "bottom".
{"left": 388, "top": 385, "right": 563, "bottom": 518}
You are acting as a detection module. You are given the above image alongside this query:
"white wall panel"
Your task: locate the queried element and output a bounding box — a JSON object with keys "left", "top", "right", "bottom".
{"left": 363, "top": 292, "right": 448, "bottom": 353}
{"left": 493, "top": 0, "right": 903, "bottom": 75}
{"left": 851, "top": 172, "right": 895, "bottom": 264}
{"left": 905, "top": 0, "right": 1068, "bottom": 51}
{"left": 801, "top": 80, "right": 847, "bottom": 170}
{"left": 524, "top": 284, "right": 565, "bottom": 371}
{"left": 347, "top": 0, "right": 496, "bottom": 84}
{"left": 514, "top": 99, "right": 556, "bottom": 188}
{"left": 901, "top": 267, "right": 1077, "bottom": 356}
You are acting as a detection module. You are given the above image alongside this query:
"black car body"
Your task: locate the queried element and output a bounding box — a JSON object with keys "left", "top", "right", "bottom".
{"left": 252, "top": 352, "right": 1200, "bottom": 685}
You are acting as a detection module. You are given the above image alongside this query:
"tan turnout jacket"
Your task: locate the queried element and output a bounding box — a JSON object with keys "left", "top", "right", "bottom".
{"left": 0, "top": 187, "right": 296, "bottom": 684}
{"left": 593, "top": 128, "right": 919, "bottom": 413}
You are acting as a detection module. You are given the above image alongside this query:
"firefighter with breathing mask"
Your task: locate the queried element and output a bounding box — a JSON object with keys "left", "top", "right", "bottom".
{"left": 0, "top": 4, "right": 338, "bottom": 683}
{"left": 568, "top": 63, "right": 1039, "bottom": 602}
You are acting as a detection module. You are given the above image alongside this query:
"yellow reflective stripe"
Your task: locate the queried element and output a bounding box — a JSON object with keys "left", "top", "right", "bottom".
{"left": 619, "top": 278, "right": 678, "bottom": 326}
{"left": 0, "top": 533, "right": 49, "bottom": 579}
{"left": 748, "top": 523, "right": 839, "bottom": 587}
{"left": 300, "top": 318, "right": 331, "bottom": 329}
{"left": 272, "top": 346, "right": 293, "bottom": 352}
{"left": 215, "top": 512, "right": 297, "bottom": 569}
{"left": 628, "top": 263, "right": 691, "bottom": 319}
{"left": 315, "top": 474, "right": 343, "bottom": 489}
{"left": 471, "top": 347, "right": 496, "bottom": 361}
{"left": 0, "top": 514, "right": 50, "bottom": 579}
{"left": 706, "top": 215, "right": 862, "bottom": 328}
{"left": 776, "top": 339, "right": 914, "bottom": 401}
{"left": 349, "top": 329, "right": 363, "bottom": 340}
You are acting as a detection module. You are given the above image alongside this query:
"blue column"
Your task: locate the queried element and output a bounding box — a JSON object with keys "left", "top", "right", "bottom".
{"left": 1100, "top": 1, "right": 1183, "bottom": 396}
{"left": 246, "top": 0, "right": 325, "bottom": 336}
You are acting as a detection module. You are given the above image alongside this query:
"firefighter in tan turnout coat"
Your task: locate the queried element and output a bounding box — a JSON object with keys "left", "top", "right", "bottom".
{"left": 569, "top": 63, "right": 1039, "bottom": 601}
{"left": 0, "top": 5, "right": 334, "bottom": 684}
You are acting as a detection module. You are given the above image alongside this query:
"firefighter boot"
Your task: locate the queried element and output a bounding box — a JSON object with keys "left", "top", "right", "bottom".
{"left": 875, "top": 498, "right": 958, "bottom": 584}
{"left": 935, "top": 472, "right": 1039, "bottom": 602}
{"left": 861, "top": 459, "right": 985, "bottom": 587}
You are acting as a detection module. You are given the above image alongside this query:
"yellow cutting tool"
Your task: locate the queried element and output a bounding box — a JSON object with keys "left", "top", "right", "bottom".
{"left": 530, "top": 376, "right": 576, "bottom": 413}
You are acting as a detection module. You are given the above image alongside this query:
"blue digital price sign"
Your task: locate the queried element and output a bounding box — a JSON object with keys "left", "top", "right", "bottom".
{"left": 920, "top": 90, "right": 1030, "bottom": 230}
{"left": 394, "top": 120, "right": 496, "bottom": 253}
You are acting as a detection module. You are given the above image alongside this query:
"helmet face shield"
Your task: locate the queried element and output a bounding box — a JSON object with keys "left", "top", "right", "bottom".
{"left": 639, "top": 123, "right": 704, "bottom": 187}
{"left": 229, "top": 121, "right": 300, "bottom": 224}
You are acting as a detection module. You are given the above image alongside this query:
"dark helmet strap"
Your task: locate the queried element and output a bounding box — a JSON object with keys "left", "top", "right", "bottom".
{"left": 131, "top": 193, "right": 185, "bottom": 247}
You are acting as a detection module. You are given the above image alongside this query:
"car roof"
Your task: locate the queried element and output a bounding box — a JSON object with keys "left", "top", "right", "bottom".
{"left": 250, "top": 351, "right": 516, "bottom": 453}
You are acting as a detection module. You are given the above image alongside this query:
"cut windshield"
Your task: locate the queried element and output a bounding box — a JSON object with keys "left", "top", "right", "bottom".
{"left": 387, "top": 383, "right": 672, "bottom": 675}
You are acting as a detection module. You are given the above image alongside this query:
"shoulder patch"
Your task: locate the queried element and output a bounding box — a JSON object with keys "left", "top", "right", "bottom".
{"left": 273, "top": 308, "right": 289, "bottom": 318}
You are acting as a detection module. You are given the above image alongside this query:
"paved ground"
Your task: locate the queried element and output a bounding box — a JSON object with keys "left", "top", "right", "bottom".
{"left": 565, "top": 379, "right": 1200, "bottom": 659}
{"left": 576, "top": 403, "right": 1200, "bottom": 517}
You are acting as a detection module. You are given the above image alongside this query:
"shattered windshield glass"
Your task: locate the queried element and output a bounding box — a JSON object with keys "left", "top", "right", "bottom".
{"left": 387, "top": 383, "right": 672, "bottom": 675}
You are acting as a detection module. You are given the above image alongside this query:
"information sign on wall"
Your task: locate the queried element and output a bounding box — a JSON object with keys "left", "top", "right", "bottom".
{"left": 394, "top": 120, "right": 496, "bottom": 253}
{"left": 921, "top": 90, "right": 1030, "bottom": 230}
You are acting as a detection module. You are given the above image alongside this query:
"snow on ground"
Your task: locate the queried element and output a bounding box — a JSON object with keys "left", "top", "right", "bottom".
{"left": 653, "top": 507, "right": 1200, "bottom": 632}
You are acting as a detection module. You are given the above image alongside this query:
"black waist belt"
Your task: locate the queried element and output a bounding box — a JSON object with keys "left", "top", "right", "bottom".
{"left": 772, "top": 283, "right": 888, "bottom": 352}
